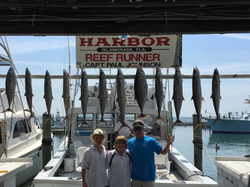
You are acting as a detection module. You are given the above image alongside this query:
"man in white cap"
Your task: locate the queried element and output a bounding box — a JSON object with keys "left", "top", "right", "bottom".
{"left": 128, "top": 120, "right": 175, "bottom": 187}
{"left": 81, "top": 128, "right": 108, "bottom": 187}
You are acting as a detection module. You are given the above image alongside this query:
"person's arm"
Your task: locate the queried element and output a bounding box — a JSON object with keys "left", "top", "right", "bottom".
{"left": 160, "top": 134, "right": 175, "bottom": 155}
{"left": 81, "top": 169, "right": 87, "bottom": 187}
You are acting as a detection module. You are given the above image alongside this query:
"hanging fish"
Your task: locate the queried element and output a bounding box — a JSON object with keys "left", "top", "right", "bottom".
{"left": 172, "top": 67, "right": 185, "bottom": 127}
{"left": 62, "top": 69, "right": 72, "bottom": 123}
{"left": 192, "top": 67, "right": 206, "bottom": 130}
{"left": 116, "top": 69, "right": 132, "bottom": 132}
{"left": 211, "top": 68, "right": 225, "bottom": 126}
{"left": 3, "top": 67, "right": 17, "bottom": 114}
{"left": 44, "top": 70, "right": 55, "bottom": 123}
{"left": 154, "top": 67, "right": 165, "bottom": 123}
{"left": 79, "top": 69, "right": 91, "bottom": 127}
{"left": 97, "top": 69, "right": 108, "bottom": 126}
{"left": 131, "top": 64, "right": 150, "bottom": 120}
{"left": 25, "top": 68, "right": 38, "bottom": 122}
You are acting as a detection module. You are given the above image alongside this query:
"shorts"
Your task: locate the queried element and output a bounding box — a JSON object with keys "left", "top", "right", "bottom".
{"left": 131, "top": 180, "right": 155, "bottom": 187}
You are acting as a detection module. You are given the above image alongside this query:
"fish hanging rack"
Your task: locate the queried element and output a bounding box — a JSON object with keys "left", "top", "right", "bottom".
{"left": 0, "top": 74, "right": 248, "bottom": 79}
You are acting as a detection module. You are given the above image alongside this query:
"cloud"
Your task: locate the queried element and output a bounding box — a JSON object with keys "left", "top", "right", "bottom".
{"left": 3, "top": 36, "right": 75, "bottom": 55}
{"left": 219, "top": 34, "right": 250, "bottom": 40}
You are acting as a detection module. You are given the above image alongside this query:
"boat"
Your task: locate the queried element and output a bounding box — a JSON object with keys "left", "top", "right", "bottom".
{"left": 33, "top": 73, "right": 217, "bottom": 187}
{"left": 0, "top": 37, "right": 43, "bottom": 186}
{"left": 204, "top": 112, "right": 250, "bottom": 133}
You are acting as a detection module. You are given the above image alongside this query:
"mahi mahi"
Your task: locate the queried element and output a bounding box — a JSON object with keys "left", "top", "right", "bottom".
{"left": 172, "top": 67, "right": 186, "bottom": 127}
{"left": 131, "top": 64, "right": 150, "bottom": 120}
{"left": 154, "top": 67, "right": 165, "bottom": 123}
{"left": 97, "top": 69, "right": 108, "bottom": 126}
{"left": 3, "top": 67, "right": 17, "bottom": 113}
{"left": 62, "top": 69, "right": 72, "bottom": 123}
{"left": 116, "top": 69, "right": 132, "bottom": 132}
{"left": 192, "top": 67, "right": 206, "bottom": 130}
{"left": 25, "top": 68, "right": 38, "bottom": 122}
{"left": 79, "top": 69, "right": 91, "bottom": 127}
{"left": 211, "top": 68, "right": 225, "bottom": 126}
{"left": 44, "top": 70, "right": 55, "bottom": 123}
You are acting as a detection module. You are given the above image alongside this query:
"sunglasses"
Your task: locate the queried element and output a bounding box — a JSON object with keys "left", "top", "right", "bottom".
{"left": 133, "top": 127, "right": 143, "bottom": 131}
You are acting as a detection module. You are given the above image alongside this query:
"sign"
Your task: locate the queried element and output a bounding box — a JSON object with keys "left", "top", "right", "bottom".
{"left": 76, "top": 35, "right": 182, "bottom": 68}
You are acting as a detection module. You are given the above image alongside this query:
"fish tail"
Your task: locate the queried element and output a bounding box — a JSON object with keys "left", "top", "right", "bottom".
{"left": 193, "top": 123, "right": 200, "bottom": 131}
{"left": 79, "top": 121, "right": 91, "bottom": 128}
{"left": 136, "top": 114, "right": 151, "bottom": 120}
{"left": 122, "top": 122, "right": 133, "bottom": 131}
{"left": 213, "top": 118, "right": 225, "bottom": 126}
{"left": 96, "top": 119, "right": 108, "bottom": 126}
{"left": 153, "top": 116, "right": 165, "bottom": 123}
{"left": 62, "top": 117, "right": 72, "bottom": 123}
{"left": 28, "top": 114, "right": 39, "bottom": 123}
{"left": 44, "top": 116, "right": 55, "bottom": 124}
{"left": 3, "top": 108, "right": 15, "bottom": 114}
{"left": 172, "top": 119, "right": 186, "bottom": 128}
{"left": 201, "top": 122, "right": 208, "bottom": 129}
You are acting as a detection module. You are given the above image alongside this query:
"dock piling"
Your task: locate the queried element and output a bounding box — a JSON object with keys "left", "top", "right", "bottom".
{"left": 193, "top": 114, "right": 203, "bottom": 172}
{"left": 42, "top": 113, "right": 53, "bottom": 167}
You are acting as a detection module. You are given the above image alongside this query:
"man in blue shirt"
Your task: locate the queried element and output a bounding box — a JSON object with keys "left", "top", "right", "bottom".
{"left": 128, "top": 120, "right": 175, "bottom": 187}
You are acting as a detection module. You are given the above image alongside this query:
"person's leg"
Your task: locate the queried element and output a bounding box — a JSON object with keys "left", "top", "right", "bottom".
{"left": 132, "top": 180, "right": 155, "bottom": 187}
{"left": 131, "top": 180, "right": 143, "bottom": 187}
{"left": 142, "top": 181, "right": 155, "bottom": 187}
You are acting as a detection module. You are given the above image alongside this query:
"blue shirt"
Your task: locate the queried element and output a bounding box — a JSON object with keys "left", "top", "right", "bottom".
{"left": 128, "top": 136, "right": 163, "bottom": 181}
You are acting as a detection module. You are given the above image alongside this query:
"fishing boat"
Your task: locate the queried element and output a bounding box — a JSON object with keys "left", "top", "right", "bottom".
{"left": 0, "top": 37, "right": 43, "bottom": 186}
{"left": 204, "top": 112, "right": 250, "bottom": 133}
{"left": 33, "top": 79, "right": 216, "bottom": 187}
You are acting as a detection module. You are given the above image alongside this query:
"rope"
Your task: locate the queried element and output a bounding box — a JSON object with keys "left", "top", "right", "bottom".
{"left": 203, "top": 142, "right": 217, "bottom": 172}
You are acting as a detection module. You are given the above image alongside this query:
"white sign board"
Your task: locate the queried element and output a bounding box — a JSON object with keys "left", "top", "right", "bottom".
{"left": 76, "top": 35, "right": 181, "bottom": 68}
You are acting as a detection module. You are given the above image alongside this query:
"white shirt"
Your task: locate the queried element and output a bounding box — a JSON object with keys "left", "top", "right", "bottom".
{"left": 115, "top": 120, "right": 133, "bottom": 138}
{"left": 106, "top": 149, "right": 131, "bottom": 187}
{"left": 82, "top": 145, "right": 108, "bottom": 187}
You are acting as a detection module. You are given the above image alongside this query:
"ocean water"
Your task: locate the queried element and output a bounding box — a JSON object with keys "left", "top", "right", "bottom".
{"left": 21, "top": 120, "right": 250, "bottom": 186}
{"left": 172, "top": 126, "right": 250, "bottom": 181}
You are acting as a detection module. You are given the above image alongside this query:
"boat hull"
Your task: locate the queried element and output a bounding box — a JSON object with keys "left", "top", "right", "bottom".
{"left": 205, "top": 117, "right": 250, "bottom": 133}
{"left": 16, "top": 147, "right": 43, "bottom": 187}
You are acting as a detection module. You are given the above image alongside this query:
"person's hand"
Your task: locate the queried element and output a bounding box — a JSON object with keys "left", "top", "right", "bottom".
{"left": 106, "top": 150, "right": 109, "bottom": 155}
{"left": 166, "top": 134, "right": 175, "bottom": 145}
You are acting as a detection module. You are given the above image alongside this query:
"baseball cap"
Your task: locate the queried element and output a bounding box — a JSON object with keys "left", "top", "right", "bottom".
{"left": 133, "top": 120, "right": 144, "bottom": 128}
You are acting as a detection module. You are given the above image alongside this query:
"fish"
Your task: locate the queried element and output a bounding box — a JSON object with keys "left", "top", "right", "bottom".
{"left": 3, "top": 67, "right": 17, "bottom": 114}
{"left": 24, "top": 68, "right": 38, "bottom": 122}
{"left": 62, "top": 69, "right": 72, "bottom": 123}
{"left": 79, "top": 69, "right": 91, "bottom": 127}
{"left": 172, "top": 67, "right": 186, "bottom": 127}
{"left": 97, "top": 69, "right": 108, "bottom": 126}
{"left": 43, "top": 70, "right": 55, "bottom": 123}
{"left": 191, "top": 67, "right": 206, "bottom": 130}
{"left": 211, "top": 68, "right": 225, "bottom": 126}
{"left": 131, "top": 64, "right": 150, "bottom": 120}
{"left": 154, "top": 67, "right": 165, "bottom": 123}
{"left": 116, "top": 69, "right": 132, "bottom": 132}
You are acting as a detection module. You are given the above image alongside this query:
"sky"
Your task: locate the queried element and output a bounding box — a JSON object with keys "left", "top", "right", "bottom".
{"left": 1, "top": 34, "right": 250, "bottom": 119}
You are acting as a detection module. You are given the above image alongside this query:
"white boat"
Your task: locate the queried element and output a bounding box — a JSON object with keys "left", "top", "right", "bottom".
{"left": 33, "top": 78, "right": 217, "bottom": 187}
{"left": 0, "top": 88, "right": 43, "bottom": 186}
{"left": 0, "top": 36, "right": 43, "bottom": 187}
{"left": 204, "top": 112, "right": 250, "bottom": 133}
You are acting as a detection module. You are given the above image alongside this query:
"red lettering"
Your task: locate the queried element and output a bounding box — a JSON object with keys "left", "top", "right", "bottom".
{"left": 80, "top": 38, "right": 93, "bottom": 46}
{"left": 142, "top": 37, "right": 155, "bottom": 46}
{"left": 95, "top": 38, "right": 111, "bottom": 46}
{"left": 86, "top": 54, "right": 92, "bottom": 61}
{"left": 156, "top": 37, "right": 170, "bottom": 46}
{"left": 116, "top": 54, "right": 123, "bottom": 61}
{"left": 153, "top": 53, "right": 160, "bottom": 61}
{"left": 112, "top": 38, "right": 126, "bottom": 46}
{"left": 127, "top": 38, "right": 140, "bottom": 46}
